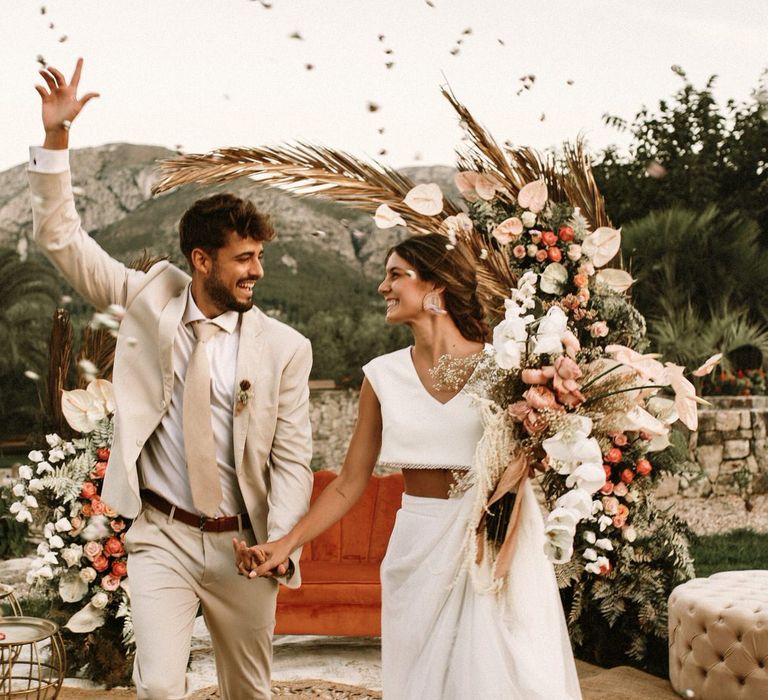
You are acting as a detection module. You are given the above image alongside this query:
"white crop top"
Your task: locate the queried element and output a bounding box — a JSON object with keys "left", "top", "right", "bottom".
{"left": 362, "top": 347, "right": 486, "bottom": 471}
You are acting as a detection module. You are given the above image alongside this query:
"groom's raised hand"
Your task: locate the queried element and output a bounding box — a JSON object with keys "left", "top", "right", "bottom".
{"left": 35, "top": 58, "right": 100, "bottom": 149}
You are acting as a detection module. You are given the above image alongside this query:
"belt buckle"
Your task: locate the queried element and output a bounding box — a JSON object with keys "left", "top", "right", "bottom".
{"left": 199, "top": 514, "right": 209, "bottom": 531}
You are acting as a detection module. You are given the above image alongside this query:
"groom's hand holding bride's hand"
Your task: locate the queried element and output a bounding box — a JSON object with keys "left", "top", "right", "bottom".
{"left": 232, "top": 538, "right": 292, "bottom": 579}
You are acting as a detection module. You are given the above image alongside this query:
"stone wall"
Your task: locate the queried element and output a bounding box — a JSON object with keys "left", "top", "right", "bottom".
{"left": 310, "top": 390, "right": 768, "bottom": 498}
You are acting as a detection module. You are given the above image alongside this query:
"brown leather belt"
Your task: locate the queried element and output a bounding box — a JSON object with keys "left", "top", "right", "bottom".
{"left": 140, "top": 489, "right": 251, "bottom": 532}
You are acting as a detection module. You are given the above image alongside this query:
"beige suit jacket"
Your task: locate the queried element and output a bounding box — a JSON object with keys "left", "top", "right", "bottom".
{"left": 29, "top": 169, "right": 313, "bottom": 587}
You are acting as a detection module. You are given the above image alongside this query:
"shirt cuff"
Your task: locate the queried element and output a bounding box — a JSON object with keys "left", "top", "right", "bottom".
{"left": 29, "top": 147, "right": 70, "bottom": 174}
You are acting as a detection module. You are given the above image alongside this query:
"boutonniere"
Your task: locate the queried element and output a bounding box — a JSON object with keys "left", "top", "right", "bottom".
{"left": 235, "top": 379, "right": 253, "bottom": 416}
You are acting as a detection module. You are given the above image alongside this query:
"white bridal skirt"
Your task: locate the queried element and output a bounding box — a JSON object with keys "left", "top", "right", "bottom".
{"left": 380, "top": 481, "right": 582, "bottom": 700}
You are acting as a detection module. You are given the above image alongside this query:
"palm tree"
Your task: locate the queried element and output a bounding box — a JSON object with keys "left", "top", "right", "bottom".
{"left": 0, "top": 250, "right": 61, "bottom": 372}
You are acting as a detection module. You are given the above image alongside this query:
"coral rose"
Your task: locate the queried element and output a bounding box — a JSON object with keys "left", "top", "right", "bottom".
{"left": 91, "top": 555, "right": 109, "bottom": 572}
{"left": 111, "top": 560, "right": 127, "bottom": 578}
{"left": 612, "top": 433, "right": 628, "bottom": 447}
{"left": 80, "top": 482, "right": 97, "bottom": 499}
{"left": 104, "top": 537, "right": 125, "bottom": 558}
{"left": 605, "top": 448, "right": 623, "bottom": 464}
{"left": 600, "top": 481, "right": 614, "bottom": 495}
{"left": 558, "top": 226, "right": 575, "bottom": 242}
{"left": 547, "top": 247, "right": 562, "bottom": 262}
{"left": 91, "top": 461, "right": 107, "bottom": 479}
{"left": 110, "top": 519, "right": 126, "bottom": 533}
{"left": 90, "top": 498, "right": 106, "bottom": 516}
{"left": 535, "top": 249, "right": 548, "bottom": 262}
{"left": 80, "top": 503, "right": 93, "bottom": 517}
{"left": 96, "top": 448, "right": 110, "bottom": 461}
{"left": 573, "top": 273, "right": 589, "bottom": 289}
{"left": 620, "top": 468, "right": 635, "bottom": 484}
{"left": 603, "top": 464, "right": 612, "bottom": 479}
{"left": 513, "top": 244, "right": 526, "bottom": 259}
{"left": 523, "top": 385, "right": 560, "bottom": 411}
{"left": 635, "top": 459, "right": 653, "bottom": 476}
{"left": 541, "top": 231, "right": 558, "bottom": 246}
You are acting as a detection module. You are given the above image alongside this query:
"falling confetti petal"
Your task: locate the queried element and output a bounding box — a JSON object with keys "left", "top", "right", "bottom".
{"left": 539, "top": 113, "right": 546, "bottom": 121}
{"left": 645, "top": 161, "right": 667, "bottom": 178}
{"left": 24, "top": 370, "right": 41, "bottom": 381}
{"left": 367, "top": 102, "right": 380, "bottom": 112}
{"left": 289, "top": 31, "right": 303, "bottom": 40}
{"left": 497, "top": 38, "right": 505, "bottom": 46}
{"left": 566, "top": 79, "right": 574, "bottom": 85}
{"left": 377, "top": 127, "right": 385, "bottom": 134}
{"left": 450, "top": 47, "right": 460, "bottom": 56}
{"left": 384, "top": 48, "right": 393, "bottom": 55}
{"left": 462, "top": 27, "right": 473, "bottom": 35}
{"left": 378, "top": 149, "right": 387, "bottom": 156}
{"left": 58, "top": 35, "right": 68, "bottom": 43}
{"left": 425, "top": 0, "right": 435, "bottom": 6}
{"left": 305, "top": 64, "right": 314, "bottom": 71}
{"left": 378, "top": 34, "right": 385, "bottom": 41}
{"left": 40, "top": 6, "right": 46, "bottom": 14}
{"left": 36, "top": 55, "right": 47, "bottom": 68}
{"left": 48, "top": 22, "right": 54, "bottom": 29}
{"left": 223, "top": 93, "right": 230, "bottom": 100}
{"left": 413, "top": 152, "right": 422, "bottom": 161}
{"left": 385, "top": 62, "right": 394, "bottom": 69}
{"left": 671, "top": 64, "right": 686, "bottom": 77}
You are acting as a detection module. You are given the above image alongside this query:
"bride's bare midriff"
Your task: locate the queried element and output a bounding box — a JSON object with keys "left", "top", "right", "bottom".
{"left": 402, "top": 469, "right": 458, "bottom": 499}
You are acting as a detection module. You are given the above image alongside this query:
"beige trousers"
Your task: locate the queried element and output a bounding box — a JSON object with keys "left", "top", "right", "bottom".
{"left": 125, "top": 504, "right": 277, "bottom": 700}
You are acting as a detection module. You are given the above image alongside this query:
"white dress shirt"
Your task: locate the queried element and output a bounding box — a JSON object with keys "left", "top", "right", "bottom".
{"left": 29, "top": 147, "right": 247, "bottom": 516}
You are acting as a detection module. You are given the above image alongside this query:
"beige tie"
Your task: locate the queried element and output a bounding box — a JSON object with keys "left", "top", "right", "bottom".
{"left": 183, "top": 321, "right": 223, "bottom": 518}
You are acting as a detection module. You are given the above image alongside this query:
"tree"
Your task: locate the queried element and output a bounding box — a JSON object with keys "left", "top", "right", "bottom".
{"left": 594, "top": 71, "right": 768, "bottom": 243}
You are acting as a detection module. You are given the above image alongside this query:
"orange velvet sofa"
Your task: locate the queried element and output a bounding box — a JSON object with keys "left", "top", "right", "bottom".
{"left": 274, "top": 469, "right": 404, "bottom": 636}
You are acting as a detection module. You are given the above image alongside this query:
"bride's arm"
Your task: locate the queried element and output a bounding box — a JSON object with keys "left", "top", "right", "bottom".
{"left": 234, "top": 378, "right": 382, "bottom": 577}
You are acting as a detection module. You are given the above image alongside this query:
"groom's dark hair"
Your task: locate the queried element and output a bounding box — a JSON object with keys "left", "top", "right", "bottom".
{"left": 178, "top": 193, "right": 276, "bottom": 265}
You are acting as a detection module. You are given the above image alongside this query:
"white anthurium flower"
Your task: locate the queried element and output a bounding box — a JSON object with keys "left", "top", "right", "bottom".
{"left": 595, "top": 538, "right": 614, "bottom": 551}
{"left": 48, "top": 535, "right": 65, "bottom": 549}
{"left": 454, "top": 171, "right": 480, "bottom": 202}
{"left": 622, "top": 406, "right": 669, "bottom": 438}
{"left": 542, "top": 415, "right": 598, "bottom": 475}
{"left": 646, "top": 396, "right": 678, "bottom": 425}
{"left": 565, "top": 461, "right": 607, "bottom": 494}
{"left": 693, "top": 353, "right": 723, "bottom": 377}
{"left": 59, "top": 570, "right": 89, "bottom": 603}
{"left": 539, "top": 262, "right": 569, "bottom": 295}
{"left": 18, "top": 464, "right": 33, "bottom": 480}
{"left": 65, "top": 602, "right": 106, "bottom": 633}
{"left": 492, "top": 322, "right": 526, "bottom": 370}
{"left": 61, "top": 545, "right": 83, "bottom": 568}
{"left": 12, "top": 483, "right": 25, "bottom": 498}
{"left": 373, "top": 203, "right": 406, "bottom": 229}
{"left": 55, "top": 517, "right": 72, "bottom": 532}
{"left": 605, "top": 345, "right": 667, "bottom": 384}
{"left": 581, "top": 226, "right": 621, "bottom": 267}
{"left": 595, "top": 268, "right": 634, "bottom": 293}
{"left": 27, "top": 478, "right": 44, "bottom": 492}
{"left": 87, "top": 379, "right": 116, "bottom": 414}
{"left": 23, "top": 495, "right": 38, "bottom": 509}
{"left": 61, "top": 388, "right": 106, "bottom": 434}
{"left": 597, "top": 515, "right": 613, "bottom": 532}
{"left": 533, "top": 305, "right": 571, "bottom": 355}
{"left": 554, "top": 488, "right": 593, "bottom": 520}
{"left": 475, "top": 173, "right": 505, "bottom": 201}
{"left": 36, "top": 461, "right": 54, "bottom": 475}
{"left": 583, "top": 548, "right": 598, "bottom": 561}
{"left": 543, "top": 524, "right": 574, "bottom": 564}
{"left": 27, "top": 450, "right": 44, "bottom": 463}
{"left": 583, "top": 531, "right": 597, "bottom": 544}
{"left": 517, "top": 179, "right": 548, "bottom": 213}
{"left": 664, "top": 362, "right": 702, "bottom": 431}
{"left": 403, "top": 183, "right": 444, "bottom": 216}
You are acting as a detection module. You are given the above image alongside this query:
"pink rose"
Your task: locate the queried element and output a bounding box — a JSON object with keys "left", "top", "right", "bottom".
{"left": 535, "top": 249, "right": 548, "bottom": 262}
{"left": 90, "top": 497, "right": 106, "bottom": 516}
{"left": 590, "top": 321, "right": 609, "bottom": 338}
{"left": 529, "top": 231, "right": 542, "bottom": 244}
{"left": 521, "top": 366, "right": 555, "bottom": 385}
{"left": 507, "top": 401, "right": 531, "bottom": 423}
{"left": 613, "top": 481, "right": 629, "bottom": 497}
{"left": 567, "top": 244, "right": 582, "bottom": 261}
{"left": 512, "top": 244, "right": 527, "bottom": 259}
{"left": 91, "top": 461, "right": 107, "bottom": 480}
{"left": 576, "top": 288, "right": 590, "bottom": 304}
{"left": 110, "top": 519, "right": 126, "bottom": 533}
{"left": 573, "top": 273, "right": 588, "bottom": 289}
{"left": 100, "top": 574, "right": 121, "bottom": 592}
{"left": 612, "top": 514, "right": 627, "bottom": 528}
{"left": 612, "top": 433, "right": 628, "bottom": 447}
{"left": 523, "top": 385, "right": 560, "bottom": 412}
{"left": 600, "top": 481, "right": 614, "bottom": 495}
{"left": 523, "top": 410, "right": 550, "bottom": 435}
{"left": 83, "top": 542, "right": 103, "bottom": 561}
{"left": 551, "top": 356, "right": 585, "bottom": 407}
{"left": 578, "top": 262, "right": 595, "bottom": 276}
{"left": 602, "top": 496, "right": 620, "bottom": 515}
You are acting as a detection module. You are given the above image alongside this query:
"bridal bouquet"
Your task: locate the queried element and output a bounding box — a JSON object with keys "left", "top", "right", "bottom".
{"left": 10, "top": 379, "right": 134, "bottom": 678}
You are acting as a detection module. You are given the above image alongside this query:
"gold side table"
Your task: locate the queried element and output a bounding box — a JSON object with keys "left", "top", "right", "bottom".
{"left": 0, "top": 617, "right": 65, "bottom": 699}
{"left": 0, "top": 586, "right": 22, "bottom": 618}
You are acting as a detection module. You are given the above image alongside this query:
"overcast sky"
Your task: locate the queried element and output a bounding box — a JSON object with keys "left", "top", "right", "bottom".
{"left": 1, "top": 0, "right": 766, "bottom": 173}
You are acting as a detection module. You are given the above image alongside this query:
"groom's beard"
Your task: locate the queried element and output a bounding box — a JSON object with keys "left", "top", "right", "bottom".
{"left": 205, "top": 264, "right": 255, "bottom": 314}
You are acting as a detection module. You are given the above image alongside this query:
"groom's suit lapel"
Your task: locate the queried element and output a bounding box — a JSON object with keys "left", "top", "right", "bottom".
{"left": 233, "top": 309, "right": 265, "bottom": 473}
{"left": 158, "top": 284, "right": 188, "bottom": 404}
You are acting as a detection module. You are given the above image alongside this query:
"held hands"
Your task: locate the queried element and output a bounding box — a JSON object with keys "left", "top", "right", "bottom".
{"left": 232, "top": 537, "right": 293, "bottom": 579}
{"left": 35, "top": 58, "right": 99, "bottom": 147}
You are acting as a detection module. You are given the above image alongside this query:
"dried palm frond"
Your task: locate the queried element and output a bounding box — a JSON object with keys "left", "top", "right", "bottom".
{"left": 560, "top": 140, "right": 611, "bottom": 229}
{"left": 46, "top": 308, "right": 73, "bottom": 434}
{"left": 153, "top": 143, "right": 460, "bottom": 234}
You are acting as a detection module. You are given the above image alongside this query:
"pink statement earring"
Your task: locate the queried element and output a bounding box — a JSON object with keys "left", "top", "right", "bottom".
{"left": 422, "top": 291, "right": 447, "bottom": 316}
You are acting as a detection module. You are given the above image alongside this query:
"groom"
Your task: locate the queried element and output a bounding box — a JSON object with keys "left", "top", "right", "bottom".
{"left": 29, "top": 59, "right": 313, "bottom": 699}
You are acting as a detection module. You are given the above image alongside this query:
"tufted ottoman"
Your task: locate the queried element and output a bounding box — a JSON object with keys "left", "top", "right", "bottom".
{"left": 669, "top": 570, "right": 768, "bottom": 699}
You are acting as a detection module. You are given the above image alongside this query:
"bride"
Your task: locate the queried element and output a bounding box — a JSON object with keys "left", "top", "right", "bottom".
{"left": 235, "top": 233, "right": 582, "bottom": 699}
